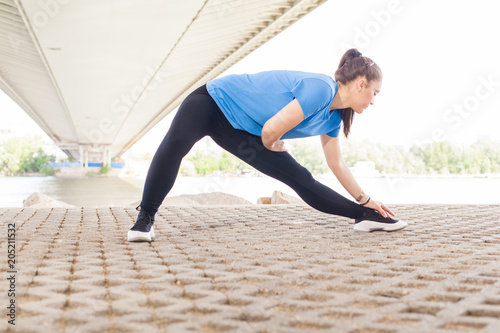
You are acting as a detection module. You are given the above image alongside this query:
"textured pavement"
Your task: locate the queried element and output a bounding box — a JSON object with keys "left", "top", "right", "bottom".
{"left": 1, "top": 204, "right": 500, "bottom": 333}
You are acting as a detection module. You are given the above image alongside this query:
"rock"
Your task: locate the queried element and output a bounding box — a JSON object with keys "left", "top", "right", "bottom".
{"left": 23, "top": 192, "right": 75, "bottom": 208}
{"left": 172, "top": 192, "right": 252, "bottom": 205}
{"left": 130, "top": 192, "right": 252, "bottom": 207}
{"left": 271, "top": 191, "right": 305, "bottom": 205}
{"left": 161, "top": 196, "right": 200, "bottom": 206}
{"left": 257, "top": 197, "right": 272, "bottom": 204}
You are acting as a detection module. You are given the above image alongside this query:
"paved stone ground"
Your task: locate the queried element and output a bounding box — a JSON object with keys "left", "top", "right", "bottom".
{"left": 1, "top": 204, "right": 500, "bottom": 333}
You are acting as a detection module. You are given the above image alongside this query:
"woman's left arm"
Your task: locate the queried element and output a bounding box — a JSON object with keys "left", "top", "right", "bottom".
{"left": 320, "top": 134, "right": 395, "bottom": 218}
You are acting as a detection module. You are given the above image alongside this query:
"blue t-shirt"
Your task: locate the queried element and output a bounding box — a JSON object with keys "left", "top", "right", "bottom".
{"left": 206, "top": 70, "right": 341, "bottom": 139}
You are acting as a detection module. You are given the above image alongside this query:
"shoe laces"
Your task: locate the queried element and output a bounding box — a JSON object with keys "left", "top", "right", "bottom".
{"left": 132, "top": 209, "right": 154, "bottom": 231}
{"left": 136, "top": 205, "right": 155, "bottom": 221}
{"left": 360, "top": 209, "right": 396, "bottom": 223}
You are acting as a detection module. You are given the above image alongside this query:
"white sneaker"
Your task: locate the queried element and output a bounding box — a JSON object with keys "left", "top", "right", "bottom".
{"left": 127, "top": 226, "right": 155, "bottom": 242}
{"left": 354, "top": 210, "right": 407, "bottom": 232}
{"left": 127, "top": 209, "right": 155, "bottom": 242}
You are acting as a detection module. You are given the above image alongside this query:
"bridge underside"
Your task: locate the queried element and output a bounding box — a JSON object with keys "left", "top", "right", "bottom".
{"left": 0, "top": 0, "right": 325, "bottom": 164}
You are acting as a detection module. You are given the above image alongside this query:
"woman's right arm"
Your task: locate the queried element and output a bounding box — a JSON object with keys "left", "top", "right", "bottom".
{"left": 261, "top": 99, "right": 305, "bottom": 152}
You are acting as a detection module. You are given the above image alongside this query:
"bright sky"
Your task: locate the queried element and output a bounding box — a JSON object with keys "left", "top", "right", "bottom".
{"left": 2, "top": 0, "right": 500, "bottom": 156}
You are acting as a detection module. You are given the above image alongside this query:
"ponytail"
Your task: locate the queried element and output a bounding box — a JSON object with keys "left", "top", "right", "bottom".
{"left": 334, "top": 48, "right": 382, "bottom": 138}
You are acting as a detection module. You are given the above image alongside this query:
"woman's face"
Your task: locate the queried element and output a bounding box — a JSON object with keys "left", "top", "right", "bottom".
{"left": 352, "top": 78, "right": 382, "bottom": 114}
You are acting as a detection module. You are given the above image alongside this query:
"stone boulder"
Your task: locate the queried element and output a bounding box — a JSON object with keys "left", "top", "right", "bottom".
{"left": 270, "top": 190, "right": 305, "bottom": 205}
{"left": 257, "top": 197, "right": 272, "bottom": 204}
{"left": 23, "top": 192, "right": 75, "bottom": 208}
{"left": 178, "top": 192, "right": 252, "bottom": 205}
{"left": 130, "top": 192, "right": 252, "bottom": 207}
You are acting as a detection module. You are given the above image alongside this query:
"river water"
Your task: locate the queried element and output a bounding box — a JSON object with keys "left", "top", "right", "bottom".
{"left": 0, "top": 174, "right": 499, "bottom": 207}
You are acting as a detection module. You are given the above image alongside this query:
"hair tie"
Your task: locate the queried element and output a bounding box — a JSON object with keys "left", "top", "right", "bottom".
{"left": 352, "top": 51, "right": 362, "bottom": 58}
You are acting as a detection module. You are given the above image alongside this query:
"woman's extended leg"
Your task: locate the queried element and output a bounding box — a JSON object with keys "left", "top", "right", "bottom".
{"left": 208, "top": 109, "right": 369, "bottom": 220}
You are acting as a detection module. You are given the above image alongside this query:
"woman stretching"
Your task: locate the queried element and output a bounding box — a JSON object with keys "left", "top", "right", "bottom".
{"left": 127, "top": 48, "right": 407, "bottom": 242}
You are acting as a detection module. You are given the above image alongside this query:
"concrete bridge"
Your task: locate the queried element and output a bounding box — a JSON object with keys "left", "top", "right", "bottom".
{"left": 0, "top": 0, "right": 325, "bottom": 165}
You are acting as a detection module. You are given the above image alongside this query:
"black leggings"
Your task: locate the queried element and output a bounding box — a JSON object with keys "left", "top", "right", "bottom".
{"left": 140, "top": 85, "right": 370, "bottom": 220}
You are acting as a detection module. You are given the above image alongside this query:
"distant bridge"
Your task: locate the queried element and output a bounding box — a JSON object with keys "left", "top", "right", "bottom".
{"left": 0, "top": 0, "right": 325, "bottom": 165}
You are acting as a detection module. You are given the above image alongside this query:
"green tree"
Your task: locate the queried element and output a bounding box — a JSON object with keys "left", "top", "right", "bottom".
{"left": 187, "top": 152, "right": 221, "bottom": 175}
{"left": 289, "top": 140, "right": 329, "bottom": 175}
{"left": 219, "top": 151, "right": 250, "bottom": 172}
{"left": 180, "top": 140, "right": 500, "bottom": 176}
{"left": 0, "top": 136, "right": 55, "bottom": 176}
{"left": 186, "top": 151, "right": 253, "bottom": 175}
{"left": 409, "top": 141, "right": 500, "bottom": 175}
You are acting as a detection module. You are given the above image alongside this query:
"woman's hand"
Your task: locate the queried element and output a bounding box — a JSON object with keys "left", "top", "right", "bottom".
{"left": 264, "top": 139, "right": 288, "bottom": 152}
{"left": 320, "top": 135, "right": 395, "bottom": 218}
{"left": 363, "top": 199, "right": 395, "bottom": 218}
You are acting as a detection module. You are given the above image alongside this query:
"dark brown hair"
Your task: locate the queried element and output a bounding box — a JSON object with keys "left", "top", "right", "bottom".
{"left": 334, "top": 48, "right": 382, "bottom": 138}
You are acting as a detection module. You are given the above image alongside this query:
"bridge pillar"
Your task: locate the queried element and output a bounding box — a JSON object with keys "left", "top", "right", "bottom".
{"left": 78, "top": 145, "right": 88, "bottom": 168}
{"left": 78, "top": 144, "right": 112, "bottom": 167}
{"left": 103, "top": 146, "right": 112, "bottom": 166}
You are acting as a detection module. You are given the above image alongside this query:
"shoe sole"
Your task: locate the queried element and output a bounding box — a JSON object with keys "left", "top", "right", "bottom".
{"left": 353, "top": 220, "right": 407, "bottom": 232}
{"left": 127, "top": 227, "right": 155, "bottom": 242}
